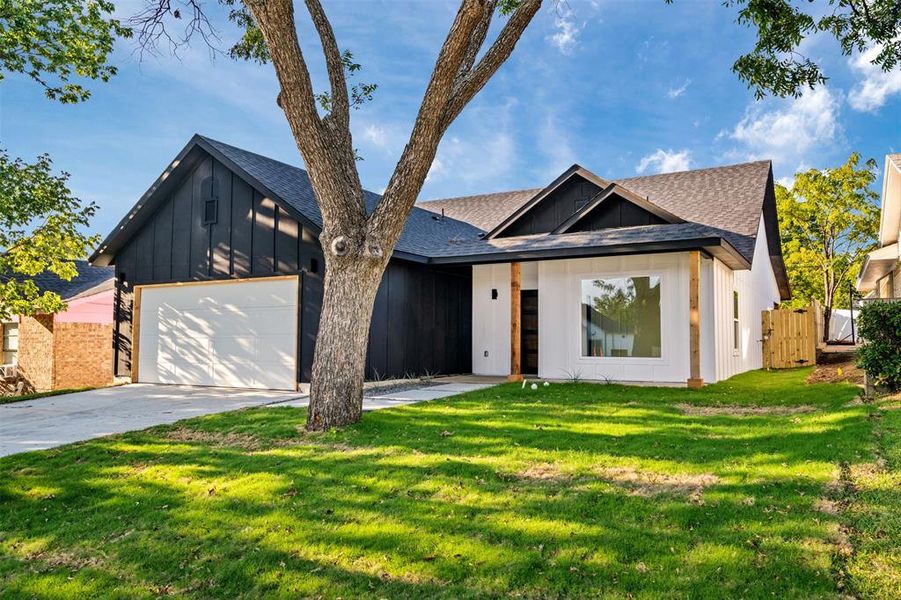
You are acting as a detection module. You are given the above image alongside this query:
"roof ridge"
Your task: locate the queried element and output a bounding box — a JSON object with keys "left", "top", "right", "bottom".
{"left": 615, "top": 159, "right": 772, "bottom": 182}
{"left": 418, "top": 187, "right": 542, "bottom": 205}
{"left": 197, "top": 134, "right": 308, "bottom": 175}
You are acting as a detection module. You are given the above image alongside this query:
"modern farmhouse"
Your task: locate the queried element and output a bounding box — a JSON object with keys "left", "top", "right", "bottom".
{"left": 90, "top": 135, "right": 790, "bottom": 390}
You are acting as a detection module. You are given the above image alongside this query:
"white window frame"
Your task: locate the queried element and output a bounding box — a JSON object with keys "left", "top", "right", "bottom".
{"left": 577, "top": 273, "right": 665, "bottom": 362}
{"left": 732, "top": 290, "right": 740, "bottom": 356}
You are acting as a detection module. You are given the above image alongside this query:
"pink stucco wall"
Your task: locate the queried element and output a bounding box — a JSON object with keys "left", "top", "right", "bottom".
{"left": 54, "top": 289, "right": 115, "bottom": 324}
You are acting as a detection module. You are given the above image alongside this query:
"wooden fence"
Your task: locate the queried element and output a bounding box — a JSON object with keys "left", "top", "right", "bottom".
{"left": 762, "top": 307, "right": 817, "bottom": 369}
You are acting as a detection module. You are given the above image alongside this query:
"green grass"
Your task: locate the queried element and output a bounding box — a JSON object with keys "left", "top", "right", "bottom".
{"left": 843, "top": 394, "right": 901, "bottom": 599}
{"left": 0, "top": 386, "right": 99, "bottom": 405}
{"left": 0, "top": 368, "right": 889, "bottom": 599}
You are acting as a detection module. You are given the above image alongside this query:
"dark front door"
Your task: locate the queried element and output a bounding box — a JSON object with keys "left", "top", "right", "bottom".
{"left": 521, "top": 290, "right": 539, "bottom": 375}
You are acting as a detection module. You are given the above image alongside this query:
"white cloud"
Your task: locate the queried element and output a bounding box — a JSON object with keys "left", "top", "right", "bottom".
{"left": 547, "top": 5, "right": 584, "bottom": 55}
{"left": 636, "top": 148, "right": 692, "bottom": 174}
{"left": 362, "top": 124, "right": 389, "bottom": 149}
{"left": 724, "top": 86, "right": 840, "bottom": 166}
{"left": 848, "top": 44, "right": 901, "bottom": 112}
{"left": 667, "top": 79, "right": 691, "bottom": 99}
{"left": 426, "top": 131, "right": 516, "bottom": 186}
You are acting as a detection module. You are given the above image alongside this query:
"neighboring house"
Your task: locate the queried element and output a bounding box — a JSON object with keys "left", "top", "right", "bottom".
{"left": 858, "top": 154, "right": 901, "bottom": 299}
{"left": 89, "top": 135, "right": 789, "bottom": 391}
{"left": 2, "top": 261, "right": 115, "bottom": 392}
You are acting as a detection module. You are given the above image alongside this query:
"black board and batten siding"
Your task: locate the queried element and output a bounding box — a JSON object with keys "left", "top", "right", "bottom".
{"left": 497, "top": 174, "right": 667, "bottom": 236}
{"left": 499, "top": 175, "right": 603, "bottom": 237}
{"left": 112, "top": 154, "right": 471, "bottom": 383}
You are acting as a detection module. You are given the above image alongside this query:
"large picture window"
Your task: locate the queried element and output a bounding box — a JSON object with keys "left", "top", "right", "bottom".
{"left": 581, "top": 276, "right": 662, "bottom": 358}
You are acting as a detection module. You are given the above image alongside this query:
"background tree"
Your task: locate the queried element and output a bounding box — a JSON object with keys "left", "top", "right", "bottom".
{"left": 776, "top": 153, "right": 879, "bottom": 340}
{"left": 5, "top": 0, "right": 899, "bottom": 429}
{"left": 0, "top": 153, "right": 99, "bottom": 320}
{"left": 0, "top": 0, "right": 126, "bottom": 317}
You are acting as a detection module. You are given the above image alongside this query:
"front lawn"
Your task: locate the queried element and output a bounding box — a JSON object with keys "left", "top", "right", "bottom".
{"left": 0, "top": 369, "right": 890, "bottom": 598}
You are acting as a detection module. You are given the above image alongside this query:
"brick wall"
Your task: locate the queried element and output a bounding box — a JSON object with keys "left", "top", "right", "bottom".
{"left": 17, "top": 315, "right": 55, "bottom": 392}
{"left": 16, "top": 315, "right": 113, "bottom": 392}
{"left": 52, "top": 322, "right": 114, "bottom": 390}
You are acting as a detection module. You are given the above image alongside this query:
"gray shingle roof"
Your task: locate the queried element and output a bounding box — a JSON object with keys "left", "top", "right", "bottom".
{"left": 195, "top": 137, "right": 769, "bottom": 265}
{"left": 5, "top": 260, "right": 114, "bottom": 300}
{"left": 614, "top": 161, "right": 771, "bottom": 238}
{"left": 201, "top": 136, "right": 484, "bottom": 256}
{"left": 416, "top": 161, "right": 772, "bottom": 241}
{"left": 417, "top": 189, "right": 539, "bottom": 231}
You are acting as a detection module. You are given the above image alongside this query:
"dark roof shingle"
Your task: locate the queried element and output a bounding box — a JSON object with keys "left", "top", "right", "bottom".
{"left": 5, "top": 260, "right": 114, "bottom": 300}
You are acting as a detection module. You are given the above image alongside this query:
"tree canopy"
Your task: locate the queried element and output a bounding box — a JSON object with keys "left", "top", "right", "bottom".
{"left": 0, "top": 152, "right": 99, "bottom": 320}
{"left": 776, "top": 153, "right": 879, "bottom": 335}
{"left": 0, "top": 0, "right": 130, "bottom": 103}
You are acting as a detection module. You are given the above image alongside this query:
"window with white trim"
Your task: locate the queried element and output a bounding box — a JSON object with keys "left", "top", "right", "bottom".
{"left": 581, "top": 276, "right": 662, "bottom": 358}
{"left": 3, "top": 322, "right": 18, "bottom": 364}
{"left": 732, "top": 290, "right": 740, "bottom": 354}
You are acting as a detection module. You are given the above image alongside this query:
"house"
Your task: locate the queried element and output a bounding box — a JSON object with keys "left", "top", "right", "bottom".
{"left": 3, "top": 261, "right": 115, "bottom": 392}
{"left": 857, "top": 154, "right": 901, "bottom": 299}
{"left": 89, "top": 135, "right": 790, "bottom": 391}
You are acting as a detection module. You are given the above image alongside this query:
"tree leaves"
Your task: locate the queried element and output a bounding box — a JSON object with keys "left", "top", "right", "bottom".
{"left": 0, "top": 151, "right": 99, "bottom": 319}
{"left": 0, "top": 0, "right": 131, "bottom": 103}
{"left": 724, "top": 0, "right": 901, "bottom": 99}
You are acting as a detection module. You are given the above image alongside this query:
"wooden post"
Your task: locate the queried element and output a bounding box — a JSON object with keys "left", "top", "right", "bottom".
{"left": 687, "top": 251, "right": 703, "bottom": 389}
{"left": 131, "top": 286, "right": 142, "bottom": 383}
{"left": 508, "top": 261, "right": 523, "bottom": 382}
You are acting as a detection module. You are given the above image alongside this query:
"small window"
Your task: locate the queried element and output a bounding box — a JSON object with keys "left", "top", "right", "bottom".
{"left": 200, "top": 176, "right": 219, "bottom": 225}
{"left": 203, "top": 198, "right": 218, "bottom": 225}
{"left": 732, "top": 291, "right": 740, "bottom": 354}
{"left": 309, "top": 257, "right": 319, "bottom": 274}
{"left": 3, "top": 322, "right": 18, "bottom": 364}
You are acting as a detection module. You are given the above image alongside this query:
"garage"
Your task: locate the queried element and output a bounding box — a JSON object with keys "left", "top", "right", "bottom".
{"left": 135, "top": 277, "right": 298, "bottom": 390}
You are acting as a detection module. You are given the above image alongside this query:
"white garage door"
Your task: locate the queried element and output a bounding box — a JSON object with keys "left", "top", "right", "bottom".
{"left": 137, "top": 277, "right": 298, "bottom": 390}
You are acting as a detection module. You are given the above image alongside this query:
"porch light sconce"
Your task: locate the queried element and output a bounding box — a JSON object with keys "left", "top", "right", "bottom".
{"left": 491, "top": 288, "right": 498, "bottom": 300}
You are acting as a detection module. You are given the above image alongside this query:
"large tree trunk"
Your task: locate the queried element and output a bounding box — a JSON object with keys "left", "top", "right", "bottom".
{"left": 307, "top": 253, "right": 385, "bottom": 431}
{"left": 244, "top": 0, "right": 542, "bottom": 431}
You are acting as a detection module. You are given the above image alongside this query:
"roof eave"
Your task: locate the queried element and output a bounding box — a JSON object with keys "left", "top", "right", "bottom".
{"left": 427, "top": 236, "right": 750, "bottom": 269}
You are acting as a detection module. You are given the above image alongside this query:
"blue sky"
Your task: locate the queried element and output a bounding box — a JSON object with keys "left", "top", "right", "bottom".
{"left": 2, "top": 0, "right": 899, "bottom": 238}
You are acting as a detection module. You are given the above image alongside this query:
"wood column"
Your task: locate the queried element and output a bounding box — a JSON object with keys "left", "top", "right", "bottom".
{"left": 688, "top": 250, "right": 703, "bottom": 389}
{"left": 131, "top": 286, "right": 142, "bottom": 384}
{"left": 508, "top": 261, "right": 523, "bottom": 382}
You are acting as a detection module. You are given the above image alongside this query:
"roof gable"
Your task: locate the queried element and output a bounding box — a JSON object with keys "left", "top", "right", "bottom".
{"left": 91, "top": 135, "right": 484, "bottom": 265}
{"left": 552, "top": 183, "right": 683, "bottom": 234}
{"left": 486, "top": 165, "right": 611, "bottom": 238}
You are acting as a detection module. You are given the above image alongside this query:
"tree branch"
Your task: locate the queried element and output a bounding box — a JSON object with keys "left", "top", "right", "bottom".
{"left": 247, "top": 0, "right": 366, "bottom": 227}
{"left": 302, "top": 0, "right": 350, "bottom": 129}
{"left": 456, "top": 0, "right": 498, "bottom": 84}
{"left": 367, "top": 0, "right": 491, "bottom": 242}
{"left": 441, "top": 0, "right": 541, "bottom": 129}
{"left": 245, "top": 0, "right": 321, "bottom": 134}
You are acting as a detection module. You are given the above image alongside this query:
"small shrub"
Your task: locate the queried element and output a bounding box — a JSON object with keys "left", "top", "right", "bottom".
{"left": 857, "top": 301, "right": 901, "bottom": 391}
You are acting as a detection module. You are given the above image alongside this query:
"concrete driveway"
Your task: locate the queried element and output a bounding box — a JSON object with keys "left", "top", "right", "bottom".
{"left": 0, "top": 381, "right": 496, "bottom": 458}
{"left": 0, "top": 384, "right": 302, "bottom": 457}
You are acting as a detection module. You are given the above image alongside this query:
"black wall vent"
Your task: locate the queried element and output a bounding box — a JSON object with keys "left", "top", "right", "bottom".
{"left": 201, "top": 176, "right": 219, "bottom": 225}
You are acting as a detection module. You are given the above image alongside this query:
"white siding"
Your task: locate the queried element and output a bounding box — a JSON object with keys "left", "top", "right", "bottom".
{"left": 711, "top": 216, "right": 781, "bottom": 381}
{"left": 472, "top": 263, "right": 511, "bottom": 376}
{"left": 538, "top": 253, "right": 691, "bottom": 384}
